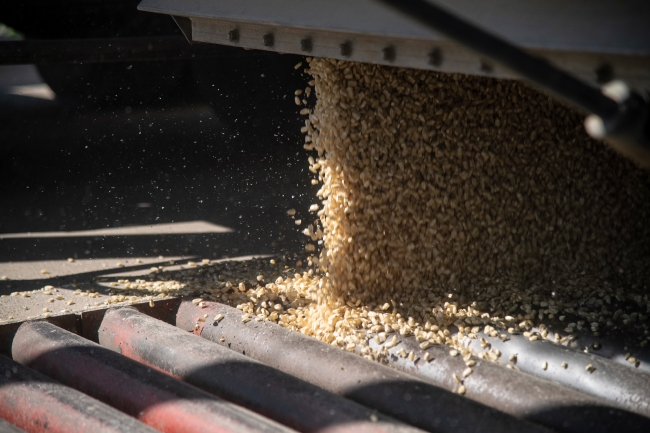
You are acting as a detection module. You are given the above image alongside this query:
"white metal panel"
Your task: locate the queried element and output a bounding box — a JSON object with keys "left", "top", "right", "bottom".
{"left": 138, "top": 0, "right": 650, "bottom": 88}
{"left": 139, "top": 0, "right": 650, "bottom": 54}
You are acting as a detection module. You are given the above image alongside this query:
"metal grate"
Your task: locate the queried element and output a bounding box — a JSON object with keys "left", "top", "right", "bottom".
{"left": 1, "top": 299, "right": 650, "bottom": 433}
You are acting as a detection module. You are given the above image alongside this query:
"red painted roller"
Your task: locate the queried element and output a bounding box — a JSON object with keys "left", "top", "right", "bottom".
{"left": 98, "top": 307, "right": 424, "bottom": 433}
{"left": 0, "top": 355, "right": 156, "bottom": 433}
{"left": 11, "top": 321, "right": 295, "bottom": 433}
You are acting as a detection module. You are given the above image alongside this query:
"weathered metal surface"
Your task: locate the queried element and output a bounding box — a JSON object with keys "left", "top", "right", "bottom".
{"left": 0, "top": 355, "right": 157, "bottom": 433}
{"left": 463, "top": 331, "right": 650, "bottom": 419}
{"left": 11, "top": 321, "right": 296, "bottom": 433}
{"left": 0, "top": 297, "right": 180, "bottom": 356}
{"left": 0, "top": 281, "right": 183, "bottom": 335}
{"left": 80, "top": 297, "right": 182, "bottom": 342}
{"left": 176, "top": 300, "right": 554, "bottom": 433}
{"left": 138, "top": 0, "right": 650, "bottom": 88}
{"left": 0, "top": 315, "right": 77, "bottom": 356}
{"left": 365, "top": 332, "right": 650, "bottom": 433}
{"left": 500, "top": 322, "right": 650, "bottom": 375}
{"left": 98, "top": 307, "right": 425, "bottom": 433}
{"left": 559, "top": 330, "right": 650, "bottom": 375}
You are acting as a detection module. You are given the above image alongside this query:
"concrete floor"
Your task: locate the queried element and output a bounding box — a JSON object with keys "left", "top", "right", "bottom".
{"left": 0, "top": 56, "right": 314, "bottom": 321}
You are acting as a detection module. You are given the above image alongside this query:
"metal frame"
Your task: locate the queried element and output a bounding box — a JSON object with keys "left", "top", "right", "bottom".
{"left": 138, "top": 0, "right": 650, "bottom": 89}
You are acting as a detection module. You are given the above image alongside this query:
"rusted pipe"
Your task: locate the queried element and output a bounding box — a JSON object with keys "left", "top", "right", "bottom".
{"left": 176, "top": 300, "right": 553, "bottom": 433}
{"left": 0, "top": 355, "right": 156, "bottom": 433}
{"left": 98, "top": 307, "right": 424, "bottom": 433}
{"left": 11, "top": 321, "right": 295, "bottom": 433}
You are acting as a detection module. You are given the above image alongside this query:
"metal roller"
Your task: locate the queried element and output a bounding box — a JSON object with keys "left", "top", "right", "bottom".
{"left": 97, "top": 307, "right": 425, "bottom": 433}
{"left": 176, "top": 300, "right": 555, "bottom": 433}
{"left": 11, "top": 321, "right": 296, "bottom": 433}
{"left": 0, "top": 355, "right": 158, "bottom": 433}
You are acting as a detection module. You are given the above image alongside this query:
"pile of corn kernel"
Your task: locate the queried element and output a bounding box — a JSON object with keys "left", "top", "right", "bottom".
{"left": 6, "top": 59, "right": 650, "bottom": 369}
{"left": 279, "top": 58, "right": 649, "bottom": 358}
{"left": 82, "top": 59, "right": 650, "bottom": 359}
{"left": 88, "top": 251, "right": 649, "bottom": 367}
{"left": 89, "top": 56, "right": 650, "bottom": 363}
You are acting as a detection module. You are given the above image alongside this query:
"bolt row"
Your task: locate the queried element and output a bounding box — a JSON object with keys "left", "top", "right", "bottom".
{"left": 226, "top": 29, "right": 447, "bottom": 66}
{"left": 224, "top": 28, "right": 618, "bottom": 81}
